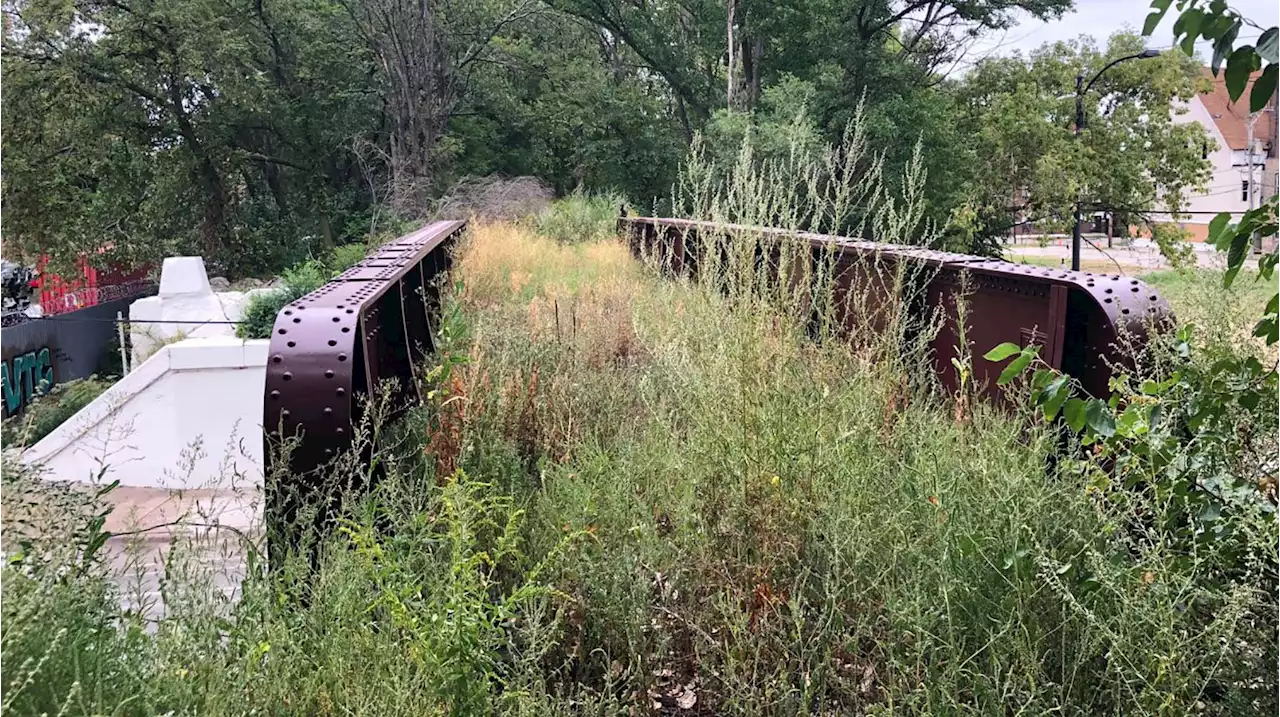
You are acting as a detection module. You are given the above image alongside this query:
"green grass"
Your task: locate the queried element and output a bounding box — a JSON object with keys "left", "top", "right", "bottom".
{"left": 4, "top": 223, "right": 1275, "bottom": 716}
{"left": 530, "top": 190, "right": 624, "bottom": 244}
{"left": 1140, "top": 268, "right": 1276, "bottom": 328}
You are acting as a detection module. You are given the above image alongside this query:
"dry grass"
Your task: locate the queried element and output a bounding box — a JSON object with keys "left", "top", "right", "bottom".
{"left": 457, "top": 221, "right": 638, "bottom": 307}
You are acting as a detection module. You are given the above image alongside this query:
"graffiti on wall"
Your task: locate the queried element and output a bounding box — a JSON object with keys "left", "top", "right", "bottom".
{"left": 2, "top": 347, "right": 56, "bottom": 418}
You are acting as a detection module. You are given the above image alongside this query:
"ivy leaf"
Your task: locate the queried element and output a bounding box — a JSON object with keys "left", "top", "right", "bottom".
{"left": 1250, "top": 64, "right": 1278, "bottom": 113}
{"left": 998, "top": 351, "right": 1035, "bottom": 385}
{"left": 1225, "top": 46, "right": 1260, "bottom": 102}
{"left": 1258, "top": 27, "right": 1278, "bottom": 63}
{"left": 983, "top": 342, "right": 1022, "bottom": 362}
{"left": 1085, "top": 400, "right": 1116, "bottom": 438}
{"left": 1063, "top": 398, "right": 1088, "bottom": 433}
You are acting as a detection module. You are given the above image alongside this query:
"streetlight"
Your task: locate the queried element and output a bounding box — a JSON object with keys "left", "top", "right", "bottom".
{"left": 1071, "top": 48, "right": 1162, "bottom": 271}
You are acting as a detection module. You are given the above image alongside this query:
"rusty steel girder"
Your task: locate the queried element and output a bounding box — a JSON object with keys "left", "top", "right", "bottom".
{"left": 263, "top": 220, "right": 465, "bottom": 480}
{"left": 618, "top": 215, "right": 1173, "bottom": 400}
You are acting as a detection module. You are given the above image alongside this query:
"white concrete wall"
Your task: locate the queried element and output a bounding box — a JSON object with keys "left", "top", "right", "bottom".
{"left": 130, "top": 257, "right": 272, "bottom": 367}
{"left": 21, "top": 337, "right": 268, "bottom": 490}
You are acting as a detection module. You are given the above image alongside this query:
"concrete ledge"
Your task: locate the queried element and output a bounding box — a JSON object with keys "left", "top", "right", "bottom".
{"left": 21, "top": 337, "right": 270, "bottom": 489}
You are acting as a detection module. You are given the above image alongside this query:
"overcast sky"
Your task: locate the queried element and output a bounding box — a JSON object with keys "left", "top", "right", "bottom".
{"left": 967, "top": 0, "right": 1278, "bottom": 62}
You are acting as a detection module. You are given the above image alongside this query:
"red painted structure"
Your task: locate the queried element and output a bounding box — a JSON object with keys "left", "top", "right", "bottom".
{"left": 32, "top": 254, "right": 153, "bottom": 316}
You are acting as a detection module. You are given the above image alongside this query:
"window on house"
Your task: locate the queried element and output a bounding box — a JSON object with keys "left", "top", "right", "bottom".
{"left": 1241, "top": 180, "right": 1250, "bottom": 201}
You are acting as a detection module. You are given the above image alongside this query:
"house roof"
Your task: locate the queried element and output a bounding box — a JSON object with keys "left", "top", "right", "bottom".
{"left": 1198, "top": 68, "right": 1275, "bottom": 151}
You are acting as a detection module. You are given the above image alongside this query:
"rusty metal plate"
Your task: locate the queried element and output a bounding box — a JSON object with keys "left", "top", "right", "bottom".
{"left": 618, "top": 215, "right": 1173, "bottom": 400}
{"left": 264, "top": 220, "right": 465, "bottom": 479}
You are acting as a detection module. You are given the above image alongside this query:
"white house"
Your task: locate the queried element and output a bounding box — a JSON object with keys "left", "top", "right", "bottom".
{"left": 1155, "top": 69, "right": 1278, "bottom": 242}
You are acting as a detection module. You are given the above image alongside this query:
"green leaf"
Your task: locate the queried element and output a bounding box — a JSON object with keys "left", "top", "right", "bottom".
{"left": 998, "top": 352, "right": 1035, "bottom": 385}
{"left": 1253, "top": 316, "right": 1278, "bottom": 344}
{"left": 1043, "top": 375, "right": 1070, "bottom": 419}
{"left": 983, "top": 342, "right": 1022, "bottom": 362}
{"left": 1202, "top": 14, "right": 1235, "bottom": 41}
{"left": 1211, "top": 22, "right": 1240, "bottom": 74}
{"left": 1250, "top": 64, "right": 1278, "bottom": 113}
{"left": 1258, "top": 27, "right": 1278, "bottom": 63}
{"left": 1179, "top": 10, "right": 1205, "bottom": 55}
{"left": 1085, "top": 400, "right": 1116, "bottom": 438}
{"left": 1225, "top": 47, "right": 1259, "bottom": 102}
{"left": 1207, "top": 212, "right": 1231, "bottom": 244}
{"left": 1116, "top": 405, "right": 1145, "bottom": 436}
{"left": 1143, "top": 8, "right": 1171, "bottom": 36}
{"left": 1063, "top": 398, "right": 1088, "bottom": 433}
{"left": 1223, "top": 232, "right": 1250, "bottom": 286}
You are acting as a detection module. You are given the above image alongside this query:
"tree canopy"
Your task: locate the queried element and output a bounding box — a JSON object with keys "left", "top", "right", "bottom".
{"left": 1, "top": 0, "right": 1225, "bottom": 272}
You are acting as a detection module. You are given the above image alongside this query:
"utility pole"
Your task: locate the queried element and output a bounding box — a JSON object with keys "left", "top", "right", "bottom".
{"left": 1073, "top": 72, "right": 1084, "bottom": 272}
{"left": 1245, "top": 103, "right": 1276, "bottom": 252}
{"left": 1247, "top": 113, "right": 1258, "bottom": 251}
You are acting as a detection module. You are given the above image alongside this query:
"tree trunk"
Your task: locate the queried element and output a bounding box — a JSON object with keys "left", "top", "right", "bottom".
{"left": 726, "top": 0, "right": 736, "bottom": 109}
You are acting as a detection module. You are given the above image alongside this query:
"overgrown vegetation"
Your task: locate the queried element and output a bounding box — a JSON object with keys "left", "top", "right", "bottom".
{"left": 5, "top": 116, "right": 1276, "bottom": 715}
{"left": 6, "top": 215, "right": 1275, "bottom": 714}
{"left": 531, "top": 190, "right": 625, "bottom": 244}
{"left": 236, "top": 244, "right": 369, "bottom": 339}
{"left": 1, "top": 377, "right": 111, "bottom": 447}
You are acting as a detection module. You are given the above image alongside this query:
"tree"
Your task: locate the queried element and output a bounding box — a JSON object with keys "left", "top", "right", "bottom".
{"left": 953, "top": 31, "right": 1212, "bottom": 248}
{"left": 2, "top": 0, "right": 381, "bottom": 274}
{"left": 443, "top": 10, "right": 686, "bottom": 204}
{"left": 337, "top": 0, "right": 543, "bottom": 212}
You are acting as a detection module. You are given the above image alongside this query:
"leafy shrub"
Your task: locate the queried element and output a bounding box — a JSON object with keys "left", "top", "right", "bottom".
{"left": 236, "top": 246, "right": 368, "bottom": 339}
{"left": 327, "top": 242, "right": 369, "bottom": 274}
{"left": 531, "top": 190, "right": 624, "bottom": 244}
{"left": 1, "top": 376, "right": 111, "bottom": 447}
